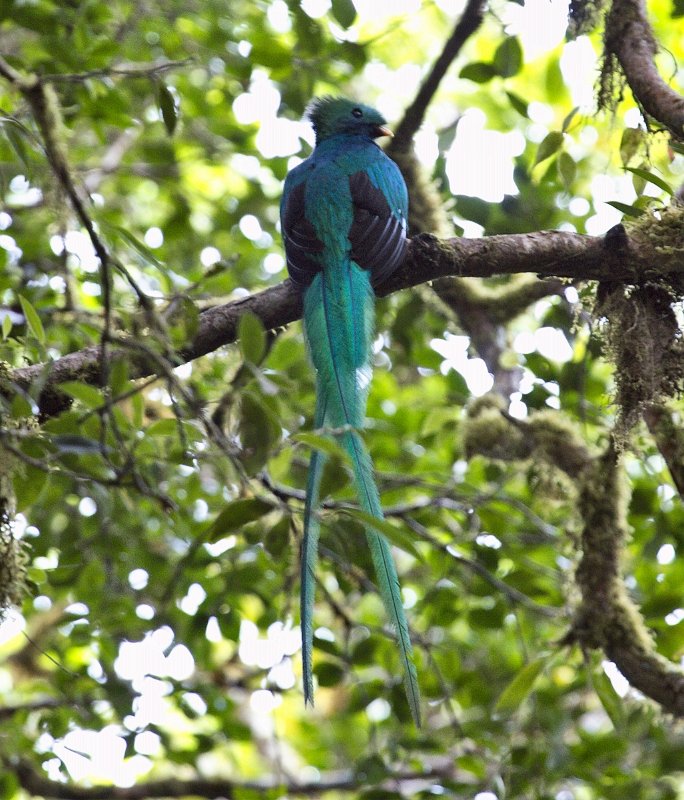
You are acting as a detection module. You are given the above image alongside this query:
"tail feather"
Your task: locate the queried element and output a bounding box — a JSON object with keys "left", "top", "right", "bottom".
{"left": 302, "top": 262, "right": 420, "bottom": 725}
{"left": 341, "top": 427, "right": 421, "bottom": 727}
{"left": 300, "top": 390, "right": 327, "bottom": 707}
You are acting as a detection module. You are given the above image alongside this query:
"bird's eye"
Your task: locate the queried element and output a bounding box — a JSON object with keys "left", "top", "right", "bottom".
{"left": 351, "top": 108, "right": 363, "bottom": 118}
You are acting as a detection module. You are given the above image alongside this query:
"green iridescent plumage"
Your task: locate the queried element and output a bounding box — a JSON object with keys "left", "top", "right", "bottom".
{"left": 281, "top": 97, "right": 420, "bottom": 725}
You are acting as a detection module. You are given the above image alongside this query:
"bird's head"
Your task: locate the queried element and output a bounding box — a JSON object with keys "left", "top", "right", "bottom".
{"left": 307, "top": 96, "right": 392, "bottom": 144}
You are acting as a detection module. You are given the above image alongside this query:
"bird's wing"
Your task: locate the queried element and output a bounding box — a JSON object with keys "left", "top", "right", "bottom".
{"left": 281, "top": 174, "right": 325, "bottom": 288}
{"left": 348, "top": 160, "right": 408, "bottom": 288}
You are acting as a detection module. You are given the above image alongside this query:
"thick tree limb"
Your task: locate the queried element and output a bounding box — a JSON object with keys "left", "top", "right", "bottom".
{"left": 8, "top": 221, "right": 679, "bottom": 416}
{"left": 9, "top": 757, "right": 458, "bottom": 799}
{"left": 605, "top": 0, "right": 684, "bottom": 139}
{"left": 567, "top": 441, "right": 684, "bottom": 716}
{"left": 466, "top": 402, "right": 684, "bottom": 716}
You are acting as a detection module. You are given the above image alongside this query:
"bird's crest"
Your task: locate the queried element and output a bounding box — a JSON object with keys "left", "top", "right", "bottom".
{"left": 306, "top": 96, "right": 390, "bottom": 143}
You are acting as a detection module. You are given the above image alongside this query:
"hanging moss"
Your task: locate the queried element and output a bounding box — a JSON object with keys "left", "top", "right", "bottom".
{"left": 0, "top": 400, "right": 32, "bottom": 617}
{"left": 464, "top": 396, "right": 593, "bottom": 478}
{"left": 0, "top": 445, "right": 28, "bottom": 618}
{"left": 567, "top": 0, "right": 607, "bottom": 39}
{"left": 463, "top": 395, "right": 530, "bottom": 462}
{"left": 597, "top": 281, "right": 681, "bottom": 441}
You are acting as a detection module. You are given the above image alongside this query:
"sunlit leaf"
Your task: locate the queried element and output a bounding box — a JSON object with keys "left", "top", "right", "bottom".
{"left": 605, "top": 200, "right": 646, "bottom": 217}
{"left": 61, "top": 381, "right": 104, "bottom": 408}
{"left": 561, "top": 106, "right": 579, "bottom": 132}
{"left": 534, "top": 131, "right": 564, "bottom": 166}
{"left": 505, "top": 91, "right": 529, "bottom": 117}
{"left": 620, "top": 127, "right": 645, "bottom": 165}
{"left": 558, "top": 151, "right": 576, "bottom": 189}
{"left": 493, "top": 37, "right": 522, "bottom": 78}
{"left": 592, "top": 667, "right": 626, "bottom": 728}
{"left": 494, "top": 655, "right": 549, "bottom": 713}
{"left": 18, "top": 295, "right": 45, "bottom": 344}
{"left": 459, "top": 62, "right": 497, "bottom": 83}
{"left": 624, "top": 166, "right": 674, "bottom": 196}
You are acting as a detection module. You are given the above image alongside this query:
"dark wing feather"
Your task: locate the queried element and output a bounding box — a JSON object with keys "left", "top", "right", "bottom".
{"left": 348, "top": 171, "right": 407, "bottom": 288}
{"left": 282, "top": 180, "right": 325, "bottom": 288}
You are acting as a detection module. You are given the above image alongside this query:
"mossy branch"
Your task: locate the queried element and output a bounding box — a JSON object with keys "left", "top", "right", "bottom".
{"left": 4, "top": 213, "right": 684, "bottom": 419}
{"left": 465, "top": 400, "right": 684, "bottom": 716}
{"left": 566, "top": 441, "right": 684, "bottom": 716}
{"left": 602, "top": 0, "right": 684, "bottom": 139}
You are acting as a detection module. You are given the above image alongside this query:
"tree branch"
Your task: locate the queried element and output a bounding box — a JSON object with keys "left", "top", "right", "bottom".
{"left": 392, "top": 0, "right": 486, "bottom": 150}
{"left": 9, "top": 757, "right": 459, "bottom": 799}
{"left": 643, "top": 402, "right": 684, "bottom": 498}
{"left": 604, "top": 0, "right": 684, "bottom": 139}
{"left": 566, "top": 440, "right": 684, "bottom": 716}
{"left": 8, "top": 219, "right": 680, "bottom": 417}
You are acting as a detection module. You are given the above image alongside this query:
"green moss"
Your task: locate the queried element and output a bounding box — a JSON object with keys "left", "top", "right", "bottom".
{"left": 463, "top": 404, "right": 529, "bottom": 462}
{"left": 0, "top": 416, "right": 30, "bottom": 617}
{"left": 464, "top": 396, "right": 592, "bottom": 477}
{"left": 597, "top": 280, "right": 681, "bottom": 441}
{"left": 528, "top": 411, "right": 592, "bottom": 476}
{"left": 572, "top": 443, "right": 655, "bottom": 656}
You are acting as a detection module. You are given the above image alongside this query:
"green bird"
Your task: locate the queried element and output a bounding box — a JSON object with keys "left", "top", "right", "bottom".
{"left": 280, "top": 96, "right": 420, "bottom": 724}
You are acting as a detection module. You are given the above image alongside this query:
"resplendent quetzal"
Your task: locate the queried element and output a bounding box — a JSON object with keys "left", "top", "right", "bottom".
{"left": 280, "top": 97, "right": 420, "bottom": 724}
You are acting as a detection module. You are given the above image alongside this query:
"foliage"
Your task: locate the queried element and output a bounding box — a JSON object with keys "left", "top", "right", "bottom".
{"left": 1, "top": 0, "right": 684, "bottom": 798}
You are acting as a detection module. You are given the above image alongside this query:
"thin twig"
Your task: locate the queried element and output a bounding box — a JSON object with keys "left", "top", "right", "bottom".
{"left": 41, "top": 58, "right": 194, "bottom": 83}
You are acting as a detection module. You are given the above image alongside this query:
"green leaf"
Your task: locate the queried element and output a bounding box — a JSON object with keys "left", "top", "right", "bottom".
{"left": 1, "top": 313, "right": 12, "bottom": 339}
{"left": 238, "top": 312, "right": 266, "bottom": 364}
{"left": 60, "top": 381, "right": 104, "bottom": 409}
{"left": 158, "top": 83, "right": 178, "bottom": 136}
{"left": 106, "top": 223, "right": 163, "bottom": 267}
{"left": 505, "top": 91, "right": 529, "bottom": 118}
{"left": 209, "top": 497, "right": 274, "bottom": 540}
{"left": 342, "top": 508, "right": 422, "bottom": 560}
{"left": 624, "top": 166, "right": 674, "bottom": 196}
{"left": 558, "top": 151, "right": 576, "bottom": 189}
{"left": 18, "top": 295, "right": 45, "bottom": 344}
{"left": 264, "top": 515, "right": 290, "bottom": 558}
{"left": 354, "top": 754, "right": 388, "bottom": 784}
{"left": 561, "top": 106, "right": 580, "bottom": 132}
{"left": 294, "top": 431, "right": 349, "bottom": 461}
{"left": 109, "top": 357, "right": 130, "bottom": 395}
{"left": 314, "top": 660, "right": 345, "bottom": 687}
{"left": 494, "top": 655, "right": 549, "bottom": 713}
{"left": 238, "top": 392, "right": 281, "bottom": 471}
{"left": 331, "top": 0, "right": 356, "bottom": 28}
{"left": 671, "top": 140, "right": 684, "bottom": 155}
{"left": 605, "top": 200, "right": 645, "bottom": 217}
{"left": 533, "top": 131, "right": 564, "bottom": 166}
{"left": 167, "top": 296, "right": 200, "bottom": 348}
{"left": 14, "top": 464, "right": 48, "bottom": 511}
{"left": 620, "top": 127, "right": 645, "bottom": 165}
{"left": 4, "top": 123, "right": 32, "bottom": 172}
{"left": 459, "top": 62, "right": 497, "bottom": 84}
{"left": 591, "top": 667, "right": 625, "bottom": 728}
{"left": 146, "top": 418, "right": 180, "bottom": 437}
{"left": 493, "top": 37, "right": 523, "bottom": 78}
{"left": 51, "top": 434, "right": 103, "bottom": 454}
